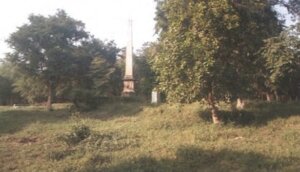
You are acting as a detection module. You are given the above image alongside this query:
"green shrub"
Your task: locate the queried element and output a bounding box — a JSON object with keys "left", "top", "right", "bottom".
{"left": 69, "top": 89, "right": 98, "bottom": 111}
{"left": 82, "top": 132, "right": 140, "bottom": 152}
{"left": 58, "top": 124, "right": 91, "bottom": 146}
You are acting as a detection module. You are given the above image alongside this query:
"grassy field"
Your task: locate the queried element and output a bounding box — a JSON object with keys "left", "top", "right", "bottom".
{"left": 0, "top": 101, "right": 299, "bottom": 172}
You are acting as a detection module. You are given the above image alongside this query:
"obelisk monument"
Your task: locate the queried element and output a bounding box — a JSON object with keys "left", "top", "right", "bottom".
{"left": 122, "top": 20, "right": 135, "bottom": 96}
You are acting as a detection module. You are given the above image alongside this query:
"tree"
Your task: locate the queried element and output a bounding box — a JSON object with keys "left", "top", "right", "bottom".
{"left": 86, "top": 40, "right": 120, "bottom": 96}
{"left": 0, "top": 62, "right": 22, "bottom": 105}
{"left": 13, "top": 74, "right": 48, "bottom": 103}
{"left": 74, "top": 38, "right": 120, "bottom": 95}
{"left": 6, "top": 10, "right": 88, "bottom": 110}
{"left": 0, "top": 76, "right": 13, "bottom": 105}
{"left": 261, "top": 24, "right": 300, "bottom": 100}
{"left": 134, "top": 42, "right": 157, "bottom": 99}
{"left": 68, "top": 38, "right": 120, "bottom": 110}
{"left": 153, "top": 0, "right": 281, "bottom": 123}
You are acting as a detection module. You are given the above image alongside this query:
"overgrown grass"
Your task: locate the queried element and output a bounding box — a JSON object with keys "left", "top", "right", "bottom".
{"left": 0, "top": 101, "right": 299, "bottom": 171}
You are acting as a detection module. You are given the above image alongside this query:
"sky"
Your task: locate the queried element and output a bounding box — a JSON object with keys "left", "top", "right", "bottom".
{"left": 0, "top": 0, "right": 157, "bottom": 59}
{"left": 0, "top": 1, "right": 295, "bottom": 60}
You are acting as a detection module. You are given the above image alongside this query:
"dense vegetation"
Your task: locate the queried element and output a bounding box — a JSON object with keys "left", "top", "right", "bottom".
{"left": 151, "top": 0, "right": 300, "bottom": 123}
{"left": 0, "top": 10, "right": 157, "bottom": 111}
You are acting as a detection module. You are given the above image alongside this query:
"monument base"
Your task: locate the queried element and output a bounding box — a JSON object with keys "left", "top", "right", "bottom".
{"left": 122, "top": 91, "right": 135, "bottom": 97}
{"left": 122, "top": 75, "right": 135, "bottom": 97}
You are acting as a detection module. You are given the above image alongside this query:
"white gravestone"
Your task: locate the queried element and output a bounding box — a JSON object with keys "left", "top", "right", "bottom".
{"left": 151, "top": 91, "right": 160, "bottom": 104}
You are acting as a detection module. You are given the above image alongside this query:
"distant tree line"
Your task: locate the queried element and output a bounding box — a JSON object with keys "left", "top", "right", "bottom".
{"left": 0, "top": 10, "right": 155, "bottom": 110}
{"left": 0, "top": 0, "right": 300, "bottom": 125}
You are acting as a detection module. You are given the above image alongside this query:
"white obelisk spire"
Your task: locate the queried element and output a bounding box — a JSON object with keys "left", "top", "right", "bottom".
{"left": 122, "top": 19, "right": 135, "bottom": 96}
{"left": 125, "top": 19, "right": 133, "bottom": 77}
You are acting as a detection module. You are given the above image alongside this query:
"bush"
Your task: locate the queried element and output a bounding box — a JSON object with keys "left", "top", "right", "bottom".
{"left": 69, "top": 89, "right": 98, "bottom": 111}
{"left": 58, "top": 124, "right": 91, "bottom": 146}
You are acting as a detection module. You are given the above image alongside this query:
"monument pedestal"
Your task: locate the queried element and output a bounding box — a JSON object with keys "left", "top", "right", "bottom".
{"left": 122, "top": 75, "right": 135, "bottom": 97}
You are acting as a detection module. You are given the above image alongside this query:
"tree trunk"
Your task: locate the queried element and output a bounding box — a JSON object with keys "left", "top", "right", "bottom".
{"left": 266, "top": 93, "right": 273, "bottom": 102}
{"left": 275, "top": 91, "right": 280, "bottom": 102}
{"left": 236, "top": 97, "right": 245, "bottom": 110}
{"left": 46, "top": 82, "right": 54, "bottom": 111}
{"left": 208, "top": 92, "right": 221, "bottom": 124}
{"left": 10, "top": 96, "right": 13, "bottom": 106}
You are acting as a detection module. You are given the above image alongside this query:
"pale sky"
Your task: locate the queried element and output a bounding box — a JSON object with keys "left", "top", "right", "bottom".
{"left": 0, "top": 1, "right": 294, "bottom": 60}
{"left": 0, "top": 0, "right": 157, "bottom": 59}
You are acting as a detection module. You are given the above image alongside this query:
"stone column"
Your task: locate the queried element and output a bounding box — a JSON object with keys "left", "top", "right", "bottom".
{"left": 122, "top": 20, "right": 135, "bottom": 96}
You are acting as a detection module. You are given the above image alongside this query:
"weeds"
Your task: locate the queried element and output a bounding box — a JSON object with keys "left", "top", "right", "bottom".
{"left": 0, "top": 102, "right": 300, "bottom": 171}
{"left": 58, "top": 124, "right": 91, "bottom": 146}
{"left": 48, "top": 149, "right": 75, "bottom": 161}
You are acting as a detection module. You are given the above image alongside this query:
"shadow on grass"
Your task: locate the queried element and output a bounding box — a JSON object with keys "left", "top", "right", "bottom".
{"left": 82, "top": 146, "right": 299, "bottom": 172}
{"left": 0, "top": 109, "right": 70, "bottom": 135}
{"left": 199, "top": 110, "right": 256, "bottom": 126}
{"left": 199, "top": 101, "right": 300, "bottom": 126}
{"left": 84, "top": 102, "right": 146, "bottom": 121}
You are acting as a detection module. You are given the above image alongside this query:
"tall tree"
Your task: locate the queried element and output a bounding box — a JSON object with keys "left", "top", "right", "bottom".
{"left": 153, "top": 0, "right": 281, "bottom": 123}
{"left": 261, "top": 23, "right": 300, "bottom": 100}
{"left": 73, "top": 38, "right": 120, "bottom": 96}
{"left": 6, "top": 10, "right": 88, "bottom": 110}
{"left": 68, "top": 38, "right": 120, "bottom": 110}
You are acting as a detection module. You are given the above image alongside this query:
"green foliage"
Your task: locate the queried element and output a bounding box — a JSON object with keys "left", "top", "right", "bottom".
{"left": 0, "top": 61, "right": 48, "bottom": 104}
{"left": 13, "top": 75, "right": 48, "bottom": 103}
{"left": 69, "top": 89, "right": 98, "bottom": 111}
{"left": 108, "top": 60, "right": 123, "bottom": 96}
{"left": 7, "top": 9, "right": 88, "bottom": 81}
{"left": 134, "top": 42, "right": 157, "bottom": 98}
{"left": 6, "top": 10, "right": 89, "bottom": 109}
{"left": 153, "top": 0, "right": 281, "bottom": 103}
{"left": 58, "top": 124, "right": 91, "bottom": 146}
{"left": 0, "top": 63, "right": 22, "bottom": 105}
{"left": 0, "top": 76, "right": 14, "bottom": 105}
{"left": 89, "top": 56, "right": 115, "bottom": 96}
{"left": 261, "top": 24, "right": 300, "bottom": 99}
{"left": 75, "top": 38, "right": 120, "bottom": 96}
{"left": 4, "top": 10, "right": 121, "bottom": 108}
{"left": 68, "top": 39, "right": 121, "bottom": 110}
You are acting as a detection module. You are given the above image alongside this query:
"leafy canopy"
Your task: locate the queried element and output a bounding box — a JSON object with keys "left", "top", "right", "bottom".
{"left": 153, "top": 0, "right": 281, "bottom": 103}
